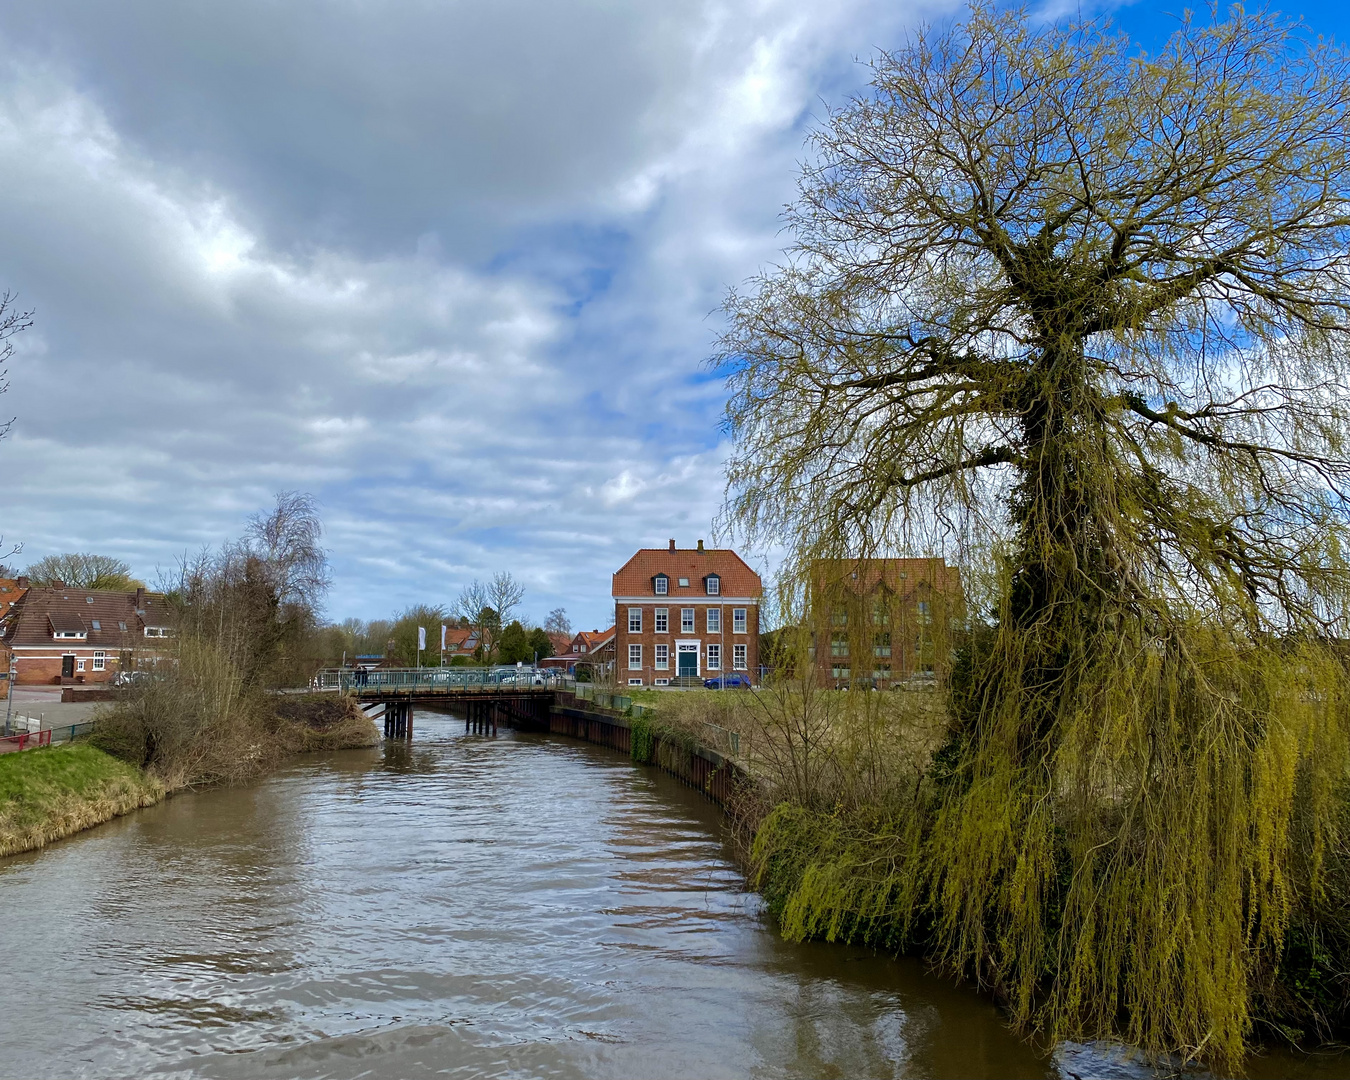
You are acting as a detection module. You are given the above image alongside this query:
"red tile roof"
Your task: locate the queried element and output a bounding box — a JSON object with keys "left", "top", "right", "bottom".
{"left": 612, "top": 547, "right": 762, "bottom": 599}
{"left": 571, "top": 627, "right": 615, "bottom": 653}
{"left": 1, "top": 587, "right": 173, "bottom": 648}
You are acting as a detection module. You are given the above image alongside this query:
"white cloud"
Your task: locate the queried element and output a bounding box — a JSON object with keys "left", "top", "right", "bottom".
{"left": 0, "top": 0, "right": 943, "bottom": 631}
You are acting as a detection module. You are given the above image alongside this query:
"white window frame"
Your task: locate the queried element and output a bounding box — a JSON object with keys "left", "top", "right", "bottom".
{"left": 733, "top": 608, "right": 747, "bottom": 634}
{"left": 628, "top": 643, "right": 642, "bottom": 670}
{"left": 628, "top": 678, "right": 644, "bottom": 686}
{"left": 76, "top": 659, "right": 86, "bottom": 672}
{"left": 654, "top": 678, "right": 669, "bottom": 686}
{"left": 706, "top": 575, "right": 720, "bottom": 596}
{"left": 628, "top": 607, "right": 643, "bottom": 633}
{"left": 92, "top": 651, "right": 106, "bottom": 671}
{"left": 706, "top": 608, "right": 721, "bottom": 634}
{"left": 733, "top": 644, "right": 748, "bottom": 670}
{"left": 654, "top": 643, "right": 669, "bottom": 670}
{"left": 681, "top": 608, "right": 695, "bottom": 634}
{"left": 654, "top": 575, "right": 668, "bottom": 595}
{"left": 654, "top": 608, "right": 668, "bottom": 633}
{"left": 676, "top": 641, "right": 700, "bottom": 677}
{"left": 707, "top": 643, "right": 721, "bottom": 670}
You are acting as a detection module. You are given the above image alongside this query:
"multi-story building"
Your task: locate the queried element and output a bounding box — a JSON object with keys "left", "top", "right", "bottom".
{"left": 613, "top": 540, "right": 762, "bottom": 686}
{"left": 810, "top": 557, "right": 962, "bottom": 688}
{"left": 0, "top": 584, "right": 173, "bottom": 685}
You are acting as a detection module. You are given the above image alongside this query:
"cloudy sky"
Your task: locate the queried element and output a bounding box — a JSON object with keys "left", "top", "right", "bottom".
{"left": 0, "top": 0, "right": 1343, "bottom": 631}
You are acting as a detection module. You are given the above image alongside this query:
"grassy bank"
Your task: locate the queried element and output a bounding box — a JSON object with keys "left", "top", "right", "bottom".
{"left": 0, "top": 743, "right": 164, "bottom": 857}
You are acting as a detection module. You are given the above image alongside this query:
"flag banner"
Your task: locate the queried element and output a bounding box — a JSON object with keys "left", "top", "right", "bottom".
{"left": 418, "top": 626, "right": 426, "bottom": 650}
{"left": 440, "top": 624, "right": 446, "bottom": 650}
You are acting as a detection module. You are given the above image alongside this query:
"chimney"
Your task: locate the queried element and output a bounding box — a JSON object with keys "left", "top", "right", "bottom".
{"left": 52, "top": 579, "right": 65, "bottom": 589}
{"left": 697, "top": 539, "right": 705, "bottom": 552}
{"left": 134, "top": 587, "right": 145, "bottom": 610}
{"left": 15, "top": 577, "right": 27, "bottom": 590}
{"left": 668, "top": 538, "right": 675, "bottom": 551}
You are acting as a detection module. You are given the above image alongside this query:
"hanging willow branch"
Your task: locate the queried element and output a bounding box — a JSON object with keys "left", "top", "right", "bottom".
{"left": 719, "top": 6, "right": 1350, "bottom": 1070}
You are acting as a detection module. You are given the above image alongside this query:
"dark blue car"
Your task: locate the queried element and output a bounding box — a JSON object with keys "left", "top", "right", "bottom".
{"left": 703, "top": 673, "right": 751, "bottom": 689}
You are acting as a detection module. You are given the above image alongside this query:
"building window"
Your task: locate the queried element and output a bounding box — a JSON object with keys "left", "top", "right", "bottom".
{"left": 93, "top": 651, "right": 105, "bottom": 671}
{"left": 733, "top": 644, "right": 747, "bottom": 670}
{"left": 654, "top": 608, "right": 668, "bottom": 633}
{"left": 654, "top": 574, "right": 668, "bottom": 595}
{"left": 76, "top": 659, "right": 86, "bottom": 672}
{"left": 707, "top": 608, "right": 721, "bottom": 633}
{"left": 655, "top": 644, "right": 669, "bottom": 670}
{"left": 705, "top": 575, "right": 720, "bottom": 595}
{"left": 145, "top": 627, "right": 169, "bottom": 638}
{"left": 118, "top": 621, "right": 127, "bottom": 631}
{"left": 873, "top": 664, "right": 892, "bottom": 681}
{"left": 629, "top": 644, "right": 643, "bottom": 670}
{"left": 677, "top": 577, "right": 689, "bottom": 587}
{"left": 707, "top": 643, "right": 721, "bottom": 670}
{"left": 91, "top": 619, "right": 101, "bottom": 631}
{"left": 874, "top": 633, "right": 892, "bottom": 658}
{"left": 917, "top": 600, "right": 931, "bottom": 623}
{"left": 831, "top": 634, "right": 849, "bottom": 658}
{"left": 628, "top": 607, "right": 643, "bottom": 633}
{"left": 733, "top": 608, "right": 747, "bottom": 634}
{"left": 831, "top": 664, "right": 851, "bottom": 679}
{"left": 629, "top": 678, "right": 644, "bottom": 686}
{"left": 831, "top": 607, "right": 848, "bottom": 627}
{"left": 655, "top": 678, "right": 669, "bottom": 686}
{"left": 681, "top": 608, "right": 695, "bottom": 634}
{"left": 872, "top": 601, "right": 890, "bottom": 626}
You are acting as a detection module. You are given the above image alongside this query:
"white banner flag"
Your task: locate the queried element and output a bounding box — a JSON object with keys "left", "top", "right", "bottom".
{"left": 440, "top": 624, "right": 446, "bottom": 650}
{"left": 417, "top": 626, "right": 426, "bottom": 650}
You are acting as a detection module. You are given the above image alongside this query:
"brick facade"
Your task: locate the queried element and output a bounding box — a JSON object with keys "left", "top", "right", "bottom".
{"left": 613, "top": 541, "right": 762, "bottom": 686}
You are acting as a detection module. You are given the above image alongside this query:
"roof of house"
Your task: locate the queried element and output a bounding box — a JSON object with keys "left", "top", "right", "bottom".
{"left": 443, "top": 628, "right": 480, "bottom": 651}
{"left": 810, "top": 557, "right": 963, "bottom": 599}
{"left": 546, "top": 631, "right": 571, "bottom": 655}
{"left": 571, "top": 627, "right": 615, "bottom": 651}
{"left": 1, "top": 586, "right": 173, "bottom": 648}
{"left": 612, "top": 546, "right": 763, "bottom": 598}
{"left": 0, "top": 579, "right": 27, "bottom": 620}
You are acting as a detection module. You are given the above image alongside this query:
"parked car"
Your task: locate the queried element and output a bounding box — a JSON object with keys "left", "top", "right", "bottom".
{"left": 703, "top": 673, "right": 751, "bottom": 689}
{"left": 112, "top": 670, "right": 153, "bottom": 688}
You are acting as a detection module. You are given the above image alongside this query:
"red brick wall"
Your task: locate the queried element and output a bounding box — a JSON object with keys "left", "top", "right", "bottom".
{"left": 613, "top": 601, "right": 759, "bottom": 686}
{"left": 14, "top": 650, "right": 121, "bottom": 685}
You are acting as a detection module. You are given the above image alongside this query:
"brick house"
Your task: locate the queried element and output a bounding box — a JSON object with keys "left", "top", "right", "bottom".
{"left": 0, "top": 578, "right": 29, "bottom": 699}
{"left": 0, "top": 585, "right": 173, "bottom": 685}
{"left": 810, "top": 557, "right": 963, "bottom": 688}
{"left": 441, "top": 627, "right": 482, "bottom": 661}
{"left": 613, "top": 539, "right": 762, "bottom": 687}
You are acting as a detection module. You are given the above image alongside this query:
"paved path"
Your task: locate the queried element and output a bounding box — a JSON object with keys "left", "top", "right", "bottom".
{"left": 4, "top": 688, "right": 102, "bottom": 728}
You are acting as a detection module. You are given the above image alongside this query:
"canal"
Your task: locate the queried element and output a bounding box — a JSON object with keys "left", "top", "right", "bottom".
{"left": 0, "top": 711, "right": 1341, "bottom": 1078}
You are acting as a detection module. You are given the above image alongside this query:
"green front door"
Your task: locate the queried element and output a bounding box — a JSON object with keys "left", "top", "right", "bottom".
{"left": 677, "top": 646, "right": 698, "bottom": 678}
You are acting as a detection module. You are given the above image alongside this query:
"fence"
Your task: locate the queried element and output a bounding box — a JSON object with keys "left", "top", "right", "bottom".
{"left": 0, "top": 719, "right": 98, "bottom": 753}
{"left": 316, "top": 667, "right": 577, "bottom": 693}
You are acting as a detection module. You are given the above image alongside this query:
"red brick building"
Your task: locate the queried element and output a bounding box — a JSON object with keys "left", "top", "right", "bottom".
{"left": 810, "top": 557, "right": 963, "bottom": 688}
{"left": 613, "top": 540, "right": 762, "bottom": 686}
{"left": 0, "top": 585, "right": 173, "bottom": 685}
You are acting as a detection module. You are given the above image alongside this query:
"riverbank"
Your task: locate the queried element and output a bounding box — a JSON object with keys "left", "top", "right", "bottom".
{"left": 0, "top": 694, "right": 378, "bottom": 859}
{"left": 0, "top": 743, "right": 164, "bottom": 857}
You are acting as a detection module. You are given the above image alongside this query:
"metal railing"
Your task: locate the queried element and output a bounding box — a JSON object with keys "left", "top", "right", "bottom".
{"left": 316, "top": 667, "right": 578, "bottom": 693}
{"left": 0, "top": 728, "right": 52, "bottom": 753}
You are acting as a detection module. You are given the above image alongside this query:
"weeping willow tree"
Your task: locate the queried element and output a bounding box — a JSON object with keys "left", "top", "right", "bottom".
{"left": 719, "top": 5, "right": 1350, "bottom": 1069}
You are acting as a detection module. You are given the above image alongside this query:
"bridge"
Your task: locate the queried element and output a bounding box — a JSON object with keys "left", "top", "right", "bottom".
{"left": 315, "top": 666, "right": 578, "bottom": 738}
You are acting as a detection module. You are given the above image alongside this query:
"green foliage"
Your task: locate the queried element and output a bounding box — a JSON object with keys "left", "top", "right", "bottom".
{"left": 388, "top": 605, "right": 446, "bottom": 666}
{"left": 528, "top": 626, "right": 553, "bottom": 660}
{"left": 630, "top": 714, "right": 656, "bottom": 764}
{"left": 497, "top": 620, "right": 530, "bottom": 664}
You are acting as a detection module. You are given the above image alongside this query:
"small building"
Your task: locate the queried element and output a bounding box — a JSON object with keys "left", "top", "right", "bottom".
{"left": 0, "top": 585, "right": 173, "bottom": 685}
{"left": 441, "top": 628, "right": 482, "bottom": 662}
{"left": 810, "top": 557, "right": 963, "bottom": 688}
{"left": 565, "top": 627, "right": 615, "bottom": 679}
{"left": 613, "top": 539, "right": 762, "bottom": 687}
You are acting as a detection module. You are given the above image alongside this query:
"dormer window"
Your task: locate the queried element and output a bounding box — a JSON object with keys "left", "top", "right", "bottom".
{"left": 705, "top": 574, "right": 721, "bottom": 596}
{"left": 118, "top": 621, "right": 128, "bottom": 631}
{"left": 144, "top": 626, "right": 170, "bottom": 638}
{"left": 91, "top": 620, "right": 101, "bottom": 630}
{"left": 654, "top": 573, "right": 669, "bottom": 595}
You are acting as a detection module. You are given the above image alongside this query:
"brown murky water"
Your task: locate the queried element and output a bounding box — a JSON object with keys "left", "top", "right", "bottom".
{"left": 0, "top": 711, "right": 1343, "bottom": 1079}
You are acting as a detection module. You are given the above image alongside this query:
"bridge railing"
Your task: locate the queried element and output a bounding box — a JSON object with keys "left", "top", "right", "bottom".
{"left": 316, "top": 667, "right": 577, "bottom": 693}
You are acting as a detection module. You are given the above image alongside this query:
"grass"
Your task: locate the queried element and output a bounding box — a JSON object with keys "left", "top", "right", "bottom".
{"left": 0, "top": 743, "right": 164, "bottom": 857}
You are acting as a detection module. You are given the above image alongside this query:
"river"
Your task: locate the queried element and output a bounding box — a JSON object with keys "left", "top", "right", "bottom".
{"left": 0, "top": 711, "right": 1343, "bottom": 1079}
